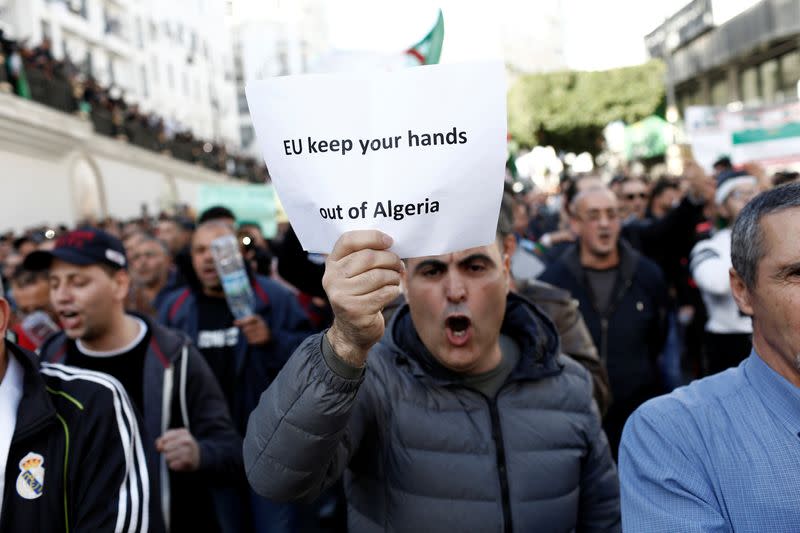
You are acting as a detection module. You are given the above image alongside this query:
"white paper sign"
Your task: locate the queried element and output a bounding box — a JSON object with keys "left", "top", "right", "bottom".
{"left": 246, "top": 61, "right": 507, "bottom": 258}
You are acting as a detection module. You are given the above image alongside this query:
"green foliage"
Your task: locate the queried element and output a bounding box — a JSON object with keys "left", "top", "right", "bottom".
{"left": 508, "top": 60, "right": 666, "bottom": 154}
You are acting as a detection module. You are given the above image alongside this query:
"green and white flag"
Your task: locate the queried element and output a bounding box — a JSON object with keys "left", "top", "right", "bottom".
{"left": 405, "top": 9, "right": 444, "bottom": 65}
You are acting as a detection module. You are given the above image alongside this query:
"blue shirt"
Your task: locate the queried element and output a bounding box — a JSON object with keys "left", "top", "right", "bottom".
{"left": 620, "top": 352, "right": 800, "bottom": 532}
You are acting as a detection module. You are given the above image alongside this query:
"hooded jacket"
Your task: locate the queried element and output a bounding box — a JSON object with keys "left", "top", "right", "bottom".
{"left": 244, "top": 293, "right": 620, "bottom": 532}
{"left": 1, "top": 341, "right": 152, "bottom": 532}
{"left": 157, "top": 266, "right": 314, "bottom": 433}
{"left": 39, "top": 316, "right": 241, "bottom": 533}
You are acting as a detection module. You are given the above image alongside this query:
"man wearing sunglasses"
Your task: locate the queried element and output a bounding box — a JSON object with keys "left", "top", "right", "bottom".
{"left": 619, "top": 177, "right": 649, "bottom": 222}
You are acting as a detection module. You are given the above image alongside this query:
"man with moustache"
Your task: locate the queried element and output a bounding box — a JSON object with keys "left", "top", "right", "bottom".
{"left": 539, "top": 186, "right": 668, "bottom": 458}
{"left": 244, "top": 226, "right": 620, "bottom": 531}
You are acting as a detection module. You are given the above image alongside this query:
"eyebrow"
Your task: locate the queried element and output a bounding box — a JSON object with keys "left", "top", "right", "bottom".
{"left": 458, "top": 253, "right": 496, "bottom": 267}
{"left": 412, "top": 253, "right": 496, "bottom": 275}
{"left": 773, "top": 261, "right": 800, "bottom": 280}
{"left": 413, "top": 259, "right": 446, "bottom": 275}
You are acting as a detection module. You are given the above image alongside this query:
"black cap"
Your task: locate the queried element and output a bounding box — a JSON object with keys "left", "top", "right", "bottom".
{"left": 24, "top": 229, "right": 127, "bottom": 271}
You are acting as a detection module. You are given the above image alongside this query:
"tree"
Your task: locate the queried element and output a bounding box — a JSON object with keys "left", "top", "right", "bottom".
{"left": 508, "top": 60, "right": 666, "bottom": 155}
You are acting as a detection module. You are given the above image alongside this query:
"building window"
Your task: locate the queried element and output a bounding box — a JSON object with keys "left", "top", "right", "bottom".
{"left": 40, "top": 21, "right": 51, "bottom": 41}
{"left": 237, "top": 90, "right": 248, "bottom": 114}
{"left": 739, "top": 66, "right": 759, "bottom": 105}
{"left": 136, "top": 17, "right": 144, "bottom": 49}
{"left": 183, "top": 72, "right": 189, "bottom": 95}
{"left": 779, "top": 50, "right": 799, "bottom": 98}
{"left": 54, "top": 0, "right": 88, "bottom": 19}
{"left": 108, "top": 56, "right": 115, "bottom": 85}
{"left": 167, "top": 64, "right": 174, "bottom": 89}
{"left": 240, "top": 125, "right": 255, "bottom": 147}
{"left": 149, "top": 20, "right": 158, "bottom": 41}
{"left": 140, "top": 65, "right": 149, "bottom": 98}
{"left": 151, "top": 56, "right": 159, "bottom": 84}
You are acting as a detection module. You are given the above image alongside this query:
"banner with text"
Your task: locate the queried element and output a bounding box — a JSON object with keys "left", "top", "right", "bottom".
{"left": 245, "top": 61, "right": 507, "bottom": 257}
{"left": 685, "top": 102, "right": 800, "bottom": 172}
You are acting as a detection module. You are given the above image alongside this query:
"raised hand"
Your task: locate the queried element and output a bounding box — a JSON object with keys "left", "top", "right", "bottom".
{"left": 322, "top": 230, "right": 403, "bottom": 367}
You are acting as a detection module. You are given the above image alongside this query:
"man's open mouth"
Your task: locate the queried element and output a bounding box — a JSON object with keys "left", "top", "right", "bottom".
{"left": 445, "top": 315, "right": 472, "bottom": 346}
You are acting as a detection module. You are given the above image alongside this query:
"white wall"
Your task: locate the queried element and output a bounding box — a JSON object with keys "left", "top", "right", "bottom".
{"left": 0, "top": 150, "right": 75, "bottom": 229}
{"left": 0, "top": 93, "right": 243, "bottom": 233}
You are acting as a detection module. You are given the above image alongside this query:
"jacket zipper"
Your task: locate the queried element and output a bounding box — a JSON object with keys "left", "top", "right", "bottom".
{"left": 487, "top": 398, "right": 513, "bottom": 533}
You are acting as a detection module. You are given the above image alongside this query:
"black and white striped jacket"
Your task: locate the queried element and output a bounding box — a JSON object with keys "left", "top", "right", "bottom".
{"left": 1, "top": 341, "right": 155, "bottom": 532}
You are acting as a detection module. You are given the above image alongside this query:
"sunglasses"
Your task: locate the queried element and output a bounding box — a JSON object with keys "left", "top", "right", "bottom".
{"left": 624, "top": 193, "right": 648, "bottom": 200}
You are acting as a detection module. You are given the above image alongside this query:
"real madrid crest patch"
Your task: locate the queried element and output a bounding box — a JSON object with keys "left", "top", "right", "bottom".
{"left": 16, "top": 452, "right": 45, "bottom": 500}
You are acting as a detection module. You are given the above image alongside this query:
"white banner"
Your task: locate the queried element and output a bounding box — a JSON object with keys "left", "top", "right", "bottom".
{"left": 246, "top": 61, "right": 507, "bottom": 258}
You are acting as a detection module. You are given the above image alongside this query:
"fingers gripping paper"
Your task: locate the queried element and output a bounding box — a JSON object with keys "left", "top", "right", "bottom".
{"left": 245, "top": 62, "right": 507, "bottom": 258}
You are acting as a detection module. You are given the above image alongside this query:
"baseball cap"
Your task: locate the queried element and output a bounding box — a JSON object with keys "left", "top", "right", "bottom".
{"left": 24, "top": 229, "right": 127, "bottom": 271}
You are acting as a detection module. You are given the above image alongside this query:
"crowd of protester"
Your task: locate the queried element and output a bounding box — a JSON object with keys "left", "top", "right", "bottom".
{"left": 0, "top": 33, "right": 267, "bottom": 182}
{"left": 1, "top": 159, "right": 799, "bottom": 532}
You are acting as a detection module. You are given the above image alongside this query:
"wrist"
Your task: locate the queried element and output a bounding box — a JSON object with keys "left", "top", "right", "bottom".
{"left": 326, "top": 323, "right": 369, "bottom": 368}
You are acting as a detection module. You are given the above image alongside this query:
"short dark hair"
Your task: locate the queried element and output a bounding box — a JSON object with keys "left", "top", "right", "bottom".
{"left": 772, "top": 171, "right": 799, "bottom": 188}
{"left": 10, "top": 265, "right": 48, "bottom": 287}
{"left": 198, "top": 206, "right": 235, "bottom": 224}
{"left": 12, "top": 236, "right": 31, "bottom": 251}
{"left": 650, "top": 176, "right": 679, "bottom": 199}
{"left": 713, "top": 156, "right": 732, "bottom": 169}
{"left": 731, "top": 181, "right": 800, "bottom": 289}
{"left": 497, "top": 193, "right": 515, "bottom": 239}
{"left": 564, "top": 174, "right": 603, "bottom": 214}
{"left": 137, "top": 235, "right": 170, "bottom": 255}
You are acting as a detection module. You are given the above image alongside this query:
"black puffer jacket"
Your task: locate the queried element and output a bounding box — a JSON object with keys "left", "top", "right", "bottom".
{"left": 244, "top": 293, "right": 620, "bottom": 532}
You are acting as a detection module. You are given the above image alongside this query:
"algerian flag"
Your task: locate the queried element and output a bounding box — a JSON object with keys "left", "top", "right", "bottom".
{"left": 312, "top": 8, "right": 445, "bottom": 73}
{"left": 405, "top": 9, "right": 444, "bottom": 65}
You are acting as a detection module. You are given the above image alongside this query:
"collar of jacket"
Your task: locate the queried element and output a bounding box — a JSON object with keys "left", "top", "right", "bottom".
{"left": 7, "top": 341, "right": 57, "bottom": 444}
{"left": 39, "top": 311, "right": 189, "bottom": 368}
{"left": 560, "top": 238, "right": 641, "bottom": 287}
{"left": 384, "top": 292, "right": 563, "bottom": 387}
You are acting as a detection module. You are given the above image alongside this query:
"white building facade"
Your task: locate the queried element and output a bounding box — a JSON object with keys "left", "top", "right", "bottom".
{"left": 0, "top": 0, "right": 239, "bottom": 146}
{"left": 227, "top": 0, "right": 329, "bottom": 154}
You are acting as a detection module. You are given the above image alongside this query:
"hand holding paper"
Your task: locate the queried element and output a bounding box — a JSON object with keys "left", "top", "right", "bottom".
{"left": 323, "top": 230, "right": 404, "bottom": 367}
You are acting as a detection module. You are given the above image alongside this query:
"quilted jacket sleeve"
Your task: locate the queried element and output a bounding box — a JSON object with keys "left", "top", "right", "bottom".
{"left": 243, "top": 332, "right": 376, "bottom": 502}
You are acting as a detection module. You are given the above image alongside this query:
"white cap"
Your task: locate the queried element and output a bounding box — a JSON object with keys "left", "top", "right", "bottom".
{"left": 715, "top": 175, "right": 757, "bottom": 205}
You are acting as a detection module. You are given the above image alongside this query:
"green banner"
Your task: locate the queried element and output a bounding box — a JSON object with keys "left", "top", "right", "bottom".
{"left": 197, "top": 184, "right": 277, "bottom": 238}
{"left": 624, "top": 115, "right": 670, "bottom": 160}
{"left": 732, "top": 122, "right": 800, "bottom": 145}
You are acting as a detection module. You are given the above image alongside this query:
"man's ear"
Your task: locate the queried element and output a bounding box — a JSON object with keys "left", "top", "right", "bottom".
{"left": 568, "top": 215, "right": 581, "bottom": 236}
{"left": 730, "top": 267, "right": 754, "bottom": 316}
{"left": 112, "top": 269, "right": 131, "bottom": 302}
{"left": 502, "top": 234, "right": 516, "bottom": 258}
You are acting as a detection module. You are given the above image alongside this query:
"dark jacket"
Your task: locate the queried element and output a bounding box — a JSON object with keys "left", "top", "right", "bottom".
{"left": 39, "top": 317, "right": 242, "bottom": 533}
{"left": 244, "top": 293, "right": 620, "bottom": 532}
{"left": 623, "top": 195, "right": 707, "bottom": 306}
{"left": 539, "top": 240, "right": 668, "bottom": 403}
{"left": 158, "top": 274, "right": 314, "bottom": 432}
{"left": 516, "top": 278, "right": 611, "bottom": 416}
{"left": 383, "top": 282, "right": 611, "bottom": 417}
{"left": 2, "top": 342, "right": 153, "bottom": 532}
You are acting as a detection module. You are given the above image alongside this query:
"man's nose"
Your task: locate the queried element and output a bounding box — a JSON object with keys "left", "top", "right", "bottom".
{"left": 444, "top": 272, "right": 467, "bottom": 302}
{"left": 51, "top": 284, "right": 70, "bottom": 304}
